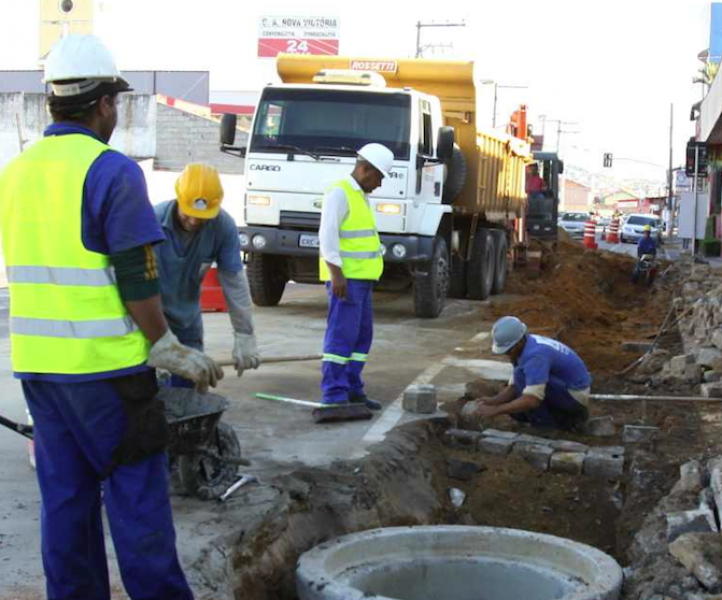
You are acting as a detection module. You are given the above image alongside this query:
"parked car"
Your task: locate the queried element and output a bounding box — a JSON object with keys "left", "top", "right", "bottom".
{"left": 558, "top": 212, "right": 590, "bottom": 239}
{"left": 620, "top": 214, "right": 663, "bottom": 244}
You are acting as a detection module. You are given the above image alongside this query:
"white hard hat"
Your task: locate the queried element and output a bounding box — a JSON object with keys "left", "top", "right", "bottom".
{"left": 357, "top": 143, "right": 394, "bottom": 178}
{"left": 491, "top": 316, "right": 527, "bottom": 355}
{"left": 43, "top": 34, "right": 130, "bottom": 97}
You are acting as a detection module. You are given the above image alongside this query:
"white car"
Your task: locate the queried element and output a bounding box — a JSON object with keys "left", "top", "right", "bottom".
{"left": 558, "top": 212, "right": 591, "bottom": 239}
{"left": 620, "top": 214, "right": 662, "bottom": 244}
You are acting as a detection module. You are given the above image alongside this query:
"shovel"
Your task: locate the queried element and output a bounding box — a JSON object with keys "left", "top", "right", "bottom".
{"left": 0, "top": 414, "right": 33, "bottom": 440}
{"left": 214, "top": 354, "right": 322, "bottom": 368}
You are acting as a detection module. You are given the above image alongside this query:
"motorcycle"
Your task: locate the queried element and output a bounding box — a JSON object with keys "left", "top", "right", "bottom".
{"left": 632, "top": 253, "right": 657, "bottom": 287}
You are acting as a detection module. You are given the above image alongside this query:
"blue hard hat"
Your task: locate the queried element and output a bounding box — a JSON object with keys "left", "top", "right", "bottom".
{"left": 491, "top": 316, "right": 527, "bottom": 355}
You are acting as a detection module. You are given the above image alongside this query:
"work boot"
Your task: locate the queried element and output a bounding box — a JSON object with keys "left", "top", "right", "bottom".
{"left": 349, "top": 392, "right": 382, "bottom": 411}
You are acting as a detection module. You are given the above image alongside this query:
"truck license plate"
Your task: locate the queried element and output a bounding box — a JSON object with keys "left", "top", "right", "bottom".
{"left": 299, "top": 234, "right": 319, "bottom": 249}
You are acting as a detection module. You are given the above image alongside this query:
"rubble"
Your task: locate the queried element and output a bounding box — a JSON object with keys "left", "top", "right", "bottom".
{"left": 582, "top": 416, "right": 616, "bottom": 437}
{"left": 669, "top": 533, "right": 722, "bottom": 593}
{"left": 623, "top": 425, "right": 660, "bottom": 444}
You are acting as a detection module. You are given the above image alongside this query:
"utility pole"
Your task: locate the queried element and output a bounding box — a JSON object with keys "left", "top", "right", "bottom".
{"left": 667, "top": 103, "right": 674, "bottom": 237}
{"left": 415, "top": 20, "right": 465, "bottom": 58}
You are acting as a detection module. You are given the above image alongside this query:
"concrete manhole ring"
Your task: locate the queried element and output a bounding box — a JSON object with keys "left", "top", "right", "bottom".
{"left": 296, "top": 526, "right": 623, "bottom": 600}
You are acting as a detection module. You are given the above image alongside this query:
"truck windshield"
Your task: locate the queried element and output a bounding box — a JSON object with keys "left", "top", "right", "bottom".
{"left": 251, "top": 88, "right": 411, "bottom": 159}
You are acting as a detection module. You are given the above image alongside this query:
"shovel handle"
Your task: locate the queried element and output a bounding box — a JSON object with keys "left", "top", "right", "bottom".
{"left": 214, "top": 354, "right": 322, "bottom": 368}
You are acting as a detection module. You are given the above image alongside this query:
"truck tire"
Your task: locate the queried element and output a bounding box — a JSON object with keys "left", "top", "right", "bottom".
{"left": 413, "top": 236, "right": 450, "bottom": 318}
{"left": 490, "top": 230, "right": 508, "bottom": 295}
{"left": 442, "top": 144, "right": 467, "bottom": 204}
{"left": 247, "top": 253, "right": 287, "bottom": 307}
{"left": 467, "top": 229, "right": 495, "bottom": 300}
{"left": 448, "top": 253, "right": 467, "bottom": 299}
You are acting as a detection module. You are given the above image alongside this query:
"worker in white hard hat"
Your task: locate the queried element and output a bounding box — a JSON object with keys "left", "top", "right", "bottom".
{"left": 318, "top": 143, "right": 395, "bottom": 412}
{"left": 154, "top": 163, "right": 260, "bottom": 386}
{"left": 468, "top": 316, "right": 592, "bottom": 431}
{"left": 0, "top": 34, "right": 211, "bottom": 599}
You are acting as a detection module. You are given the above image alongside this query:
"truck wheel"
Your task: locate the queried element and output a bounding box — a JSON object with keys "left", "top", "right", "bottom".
{"left": 467, "top": 229, "right": 495, "bottom": 300}
{"left": 413, "top": 236, "right": 450, "bottom": 318}
{"left": 448, "top": 253, "right": 467, "bottom": 299}
{"left": 490, "top": 230, "right": 508, "bottom": 295}
{"left": 247, "top": 253, "right": 287, "bottom": 307}
{"left": 442, "top": 144, "right": 467, "bottom": 204}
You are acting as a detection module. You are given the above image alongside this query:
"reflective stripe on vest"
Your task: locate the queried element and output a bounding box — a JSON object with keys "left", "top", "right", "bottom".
{"left": 319, "top": 179, "right": 384, "bottom": 282}
{"left": 0, "top": 134, "right": 150, "bottom": 375}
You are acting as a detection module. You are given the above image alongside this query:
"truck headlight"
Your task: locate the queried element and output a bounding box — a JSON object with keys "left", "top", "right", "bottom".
{"left": 392, "top": 243, "right": 407, "bottom": 259}
{"left": 376, "top": 203, "right": 402, "bottom": 215}
{"left": 239, "top": 233, "right": 250, "bottom": 247}
{"left": 248, "top": 195, "right": 271, "bottom": 206}
{"left": 252, "top": 234, "right": 267, "bottom": 250}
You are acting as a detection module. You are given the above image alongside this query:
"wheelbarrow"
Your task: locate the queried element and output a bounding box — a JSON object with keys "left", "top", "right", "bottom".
{"left": 159, "top": 387, "right": 248, "bottom": 501}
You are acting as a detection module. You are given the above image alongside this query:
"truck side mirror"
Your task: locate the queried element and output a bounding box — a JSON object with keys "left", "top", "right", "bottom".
{"left": 558, "top": 160, "right": 564, "bottom": 175}
{"left": 437, "top": 127, "right": 455, "bottom": 161}
{"left": 220, "top": 113, "right": 237, "bottom": 146}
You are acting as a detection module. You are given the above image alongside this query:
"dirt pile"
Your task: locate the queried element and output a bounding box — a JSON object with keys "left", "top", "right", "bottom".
{"left": 495, "top": 239, "right": 673, "bottom": 374}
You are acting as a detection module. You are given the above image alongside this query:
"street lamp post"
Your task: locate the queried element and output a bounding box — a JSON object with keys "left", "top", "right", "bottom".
{"left": 479, "top": 80, "right": 528, "bottom": 128}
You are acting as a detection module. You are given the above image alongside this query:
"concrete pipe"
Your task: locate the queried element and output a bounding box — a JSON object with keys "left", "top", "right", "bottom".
{"left": 296, "top": 526, "right": 622, "bottom": 600}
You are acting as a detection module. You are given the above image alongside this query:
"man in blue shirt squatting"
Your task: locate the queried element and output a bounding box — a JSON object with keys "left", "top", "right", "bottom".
{"left": 318, "top": 143, "right": 396, "bottom": 411}
{"left": 154, "top": 162, "right": 259, "bottom": 385}
{"left": 0, "top": 35, "right": 224, "bottom": 599}
{"left": 470, "top": 316, "right": 592, "bottom": 431}
{"left": 631, "top": 224, "right": 657, "bottom": 284}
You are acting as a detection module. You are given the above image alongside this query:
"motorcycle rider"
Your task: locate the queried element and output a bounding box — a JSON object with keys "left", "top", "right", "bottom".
{"left": 631, "top": 225, "right": 657, "bottom": 283}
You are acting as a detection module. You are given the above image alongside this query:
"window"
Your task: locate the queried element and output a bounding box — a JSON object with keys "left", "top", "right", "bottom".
{"left": 626, "top": 216, "right": 658, "bottom": 227}
{"left": 251, "top": 88, "right": 412, "bottom": 159}
{"left": 419, "top": 101, "right": 432, "bottom": 156}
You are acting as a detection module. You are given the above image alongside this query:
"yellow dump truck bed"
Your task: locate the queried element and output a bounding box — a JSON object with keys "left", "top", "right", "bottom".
{"left": 276, "top": 55, "right": 530, "bottom": 223}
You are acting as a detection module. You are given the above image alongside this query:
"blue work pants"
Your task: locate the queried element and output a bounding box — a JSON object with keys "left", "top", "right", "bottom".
{"left": 510, "top": 367, "right": 588, "bottom": 430}
{"left": 22, "top": 379, "right": 193, "bottom": 600}
{"left": 321, "top": 280, "right": 374, "bottom": 404}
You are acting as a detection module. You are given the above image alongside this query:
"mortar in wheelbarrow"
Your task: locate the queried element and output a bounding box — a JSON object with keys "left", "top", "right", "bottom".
{"left": 158, "top": 387, "right": 245, "bottom": 500}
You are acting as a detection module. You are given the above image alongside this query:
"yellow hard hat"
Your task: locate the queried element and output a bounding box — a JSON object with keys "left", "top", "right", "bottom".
{"left": 175, "top": 163, "right": 224, "bottom": 219}
{"left": 643, "top": 224, "right": 652, "bottom": 231}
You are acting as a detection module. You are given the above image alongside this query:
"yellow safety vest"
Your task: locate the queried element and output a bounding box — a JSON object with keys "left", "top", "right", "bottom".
{"left": 319, "top": 179, "right": 384, "bottom": 282}
{"left": 0, "top": 134, "right": 149, "bottom": 375}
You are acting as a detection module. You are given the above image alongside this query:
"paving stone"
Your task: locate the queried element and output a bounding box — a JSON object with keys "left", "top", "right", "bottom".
{"left": 515, "top": 433, "right": 553, "bottom": 446}
{"left": 708, "top": 461, "right": 722, "bottom": 528}
{"left": 671, "top": 354, "right": 697, "bottom": 375}
{"left": 588, "top": 446, "right": 625, "bottom": 457}
{"left": 582, "top": 416, "right": 616, "bottom": 437}
{"left": 704, "top": 371, "right": 722, "bottom": 384}
{"left": 550, "top": 439, "right": 590, "bottom": 453}
{"left": 686, "top": 364, "right": 705, "bottom": 383}
{"left": 697, "top": 348, "right": 722, "bottom": 370}
{"left": 583, "top": 452, "right": 624, "bottom": 479}
{"left": 712, "top": 329, "right": 722, "bottom": 351}
{"left": 667, "top": 510, "right": 717, "bottom": 543}
{"left": 480, "top": 428, "right": 519, "bottom": 441}
{"left": 550, "top": 452, "right": 585, "bottom": 475}
{"left": 699, "top": 489, "right": 720, "bottom": 532}
{"left": 444, "top": 429, "right": 483, "bottom": 448}
{"left": 403, "top": 384, "right": 437, "bottom": 414}
{"left": 478, "top": 436, "right": 514, "bottom": 456}
{"left": 513, "top": 442, "right": 554, "bottom": 471}
{"left": 676, "top": 460, "right": 706, "bottom": 494}
{"left": 623, "top": 425, "right": 660, "bottom": 444}
{"left": 701, "top": 383, "right": 722, "bottom": 399}
{"left": 669, "top": 532, "right": 722, "bottom": 592}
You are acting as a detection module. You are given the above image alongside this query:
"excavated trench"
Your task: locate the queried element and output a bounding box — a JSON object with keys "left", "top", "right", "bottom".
{"left": 189, "top": 417, "right": 654, "bottom": 600}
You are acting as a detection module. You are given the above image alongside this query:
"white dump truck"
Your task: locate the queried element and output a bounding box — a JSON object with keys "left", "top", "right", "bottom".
{"left": 220, "top": 56, "right": 531, "bottom": 318}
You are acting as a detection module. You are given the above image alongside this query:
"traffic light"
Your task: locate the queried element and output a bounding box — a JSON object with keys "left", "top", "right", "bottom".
{"left": 686, "top": 138, "right": 708, "bottom": 177}
{"left": 603, "top": 153, "right": 613, "bottom": 168}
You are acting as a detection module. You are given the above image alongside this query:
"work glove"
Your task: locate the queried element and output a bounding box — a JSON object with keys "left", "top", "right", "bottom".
{"left": 232, "top": 332, "right": 261, "bottom": 377}
{"left": 147, "top": 330, "right": 224, "bottom": 393}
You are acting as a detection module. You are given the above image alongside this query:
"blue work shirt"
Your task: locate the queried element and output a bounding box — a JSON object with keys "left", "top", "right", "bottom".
{"left": 637, "top": 236, "right": 657, "bottom": 257}
{"left": 154, "top": 200, "right": 243, "bottom": 346}
{"left": 516, "top": 335, "right": 592, "bottom": 391}
{"left": 15, "top": 123, "right": 164, "bottom": 383}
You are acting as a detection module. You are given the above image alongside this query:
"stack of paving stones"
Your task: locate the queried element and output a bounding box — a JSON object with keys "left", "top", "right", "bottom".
{"left": 651, "top": 263, "right": 722, "bottom": 395}
{"left": 443, "top": 428, "right": 625, "bottom": 479}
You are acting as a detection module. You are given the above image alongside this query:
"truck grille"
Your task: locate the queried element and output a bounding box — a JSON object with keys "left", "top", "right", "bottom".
{"left": 279, "top": 211, "right": 321, "bottom": 230}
